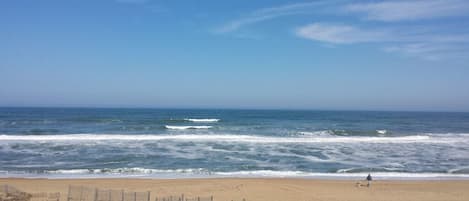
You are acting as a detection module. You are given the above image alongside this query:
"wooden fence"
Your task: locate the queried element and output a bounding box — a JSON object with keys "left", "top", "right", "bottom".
{"left": 67, "top": 186, "right": 150, "bottom": 201}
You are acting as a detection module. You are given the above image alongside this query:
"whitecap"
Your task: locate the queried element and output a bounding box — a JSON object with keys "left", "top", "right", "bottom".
{"left": 0, "top": 133, "right": 457, "bottom": 144}
{"left": 46, "top": 169, "right": 91, "bottom": 174}
{"left": 213, "top": 170, "right": 469, "bottom": 179}
{"left": 448, "top": 167, "right": 469, "bottom": 174}
{"left": 165, "top": 125, "right": 213, "bottom": 130}
{"left": 3, "top": 168, "right": 469, "bottom": 180}
{"left": 45, "top": 168, "right": 209, "bottom": 175}
{"left": 298, "top": 130, "right": 333, "bottom": 136}
{"left": 376, "top": 130, "right": 387, "bottom": 134}
{"left": 184, "top": 119, "right": 220, "bottom": 123}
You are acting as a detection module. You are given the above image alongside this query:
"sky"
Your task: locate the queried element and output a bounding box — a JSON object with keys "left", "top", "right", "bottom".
{"left": 1, "top": 0, "right": 469, "bottom": 111}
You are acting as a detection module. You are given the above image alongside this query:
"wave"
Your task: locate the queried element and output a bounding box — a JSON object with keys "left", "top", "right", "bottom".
{"left": 2, "top": 168, "right": 469, "bottom": 179}
{"left": 376, "top": 130, "right": 387, "bottom": 134}
{"left": 298, "top": 129, "right": 390, "bottom": 136}
{"left": 165, "top": 125, "right": 213, "bottom": 130}
{"left": 0, "top": 133, "right": 467, "bottom": 144}
{"left": 212, "top": 170, "right": 469, "bottom": 179}
{"left": 184, "top": 118, "right": 220, "bottom": 123}
{"left": 336, "top": 167, "right": 403, "bottom": 173}
{"left": 298, "top": 131, "right": 333, "bottom": 136}
{"left": 45, "top": 168, "right": 208, "bottom": 174}
{"left": 448, "top": 167, "right": 469, "bottom": 174}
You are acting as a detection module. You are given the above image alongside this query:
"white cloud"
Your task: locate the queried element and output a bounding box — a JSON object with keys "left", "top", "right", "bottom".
{"left": 215, "top": 1, "right": 334, "bottom": 33}
{"left": 345, "top": 0, "right": 469, "bottom": 21}
{"left": 214, "top": 0, "right": 469, "bottom": 60}
{"left": 384, "top": 43, "right": 469, "bottom": 60}
{"left": 295, "top": 23, "right": 469, "bottom": 59}
{"left": 216, "top": 14, "right": 280, "bottom": 33}
{"left": 296, "top": 23, "right": 469, "bottom": 44}
{"left": 116, "top": 0, "right": 148, "bottom": 4}
{"left": 295, "top": 23, "right": 389, "bottom": 44}
{"left": 217, "top": 0, "right": 469, "bottom": 33}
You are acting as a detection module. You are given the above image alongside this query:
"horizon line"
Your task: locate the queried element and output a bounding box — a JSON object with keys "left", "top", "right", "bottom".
{"left": 0, "top": 105, "right": 468, "bottom": 113}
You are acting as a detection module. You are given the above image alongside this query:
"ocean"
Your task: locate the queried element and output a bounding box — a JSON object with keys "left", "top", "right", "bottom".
{"left": 1, "top": 107, "right": 469, "bottom": 179}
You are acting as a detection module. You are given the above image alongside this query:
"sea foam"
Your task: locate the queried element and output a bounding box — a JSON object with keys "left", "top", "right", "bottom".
{"left": 165, "top": 125, "right": 213, "bottom": 130}
{"left": 0, "top": 133, "right": 462, "bottom": 144}
{"left": 184, "top": 118, "right": 220, "bottom": 123}
{"left": 3, "top": 168, "right": 469, "bottom": 180}
{"left": 376, "top": 130, "right": 387, "bottom": 134}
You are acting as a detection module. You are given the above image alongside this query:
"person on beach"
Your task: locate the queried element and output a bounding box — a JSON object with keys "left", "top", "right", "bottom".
{"left": 366, "top": 174, "right": 372, "bottom": 187}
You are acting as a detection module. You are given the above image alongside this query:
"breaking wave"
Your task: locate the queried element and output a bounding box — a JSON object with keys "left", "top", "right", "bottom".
{"left": 45, "top": 168, "right": 209, "bottom": 175}
{"left": 164, "top": 125, "right": 213, "bottom": 130}
{"left": 2, "top": 168, "right": 469, "bottom": 179}
{"left": 184, "top": 119, "right": 220, "bottom": 123}
{"left": 376, "top": 130, "right": 387, "bottom": 134}
{"left": 0, "top": 133, "right": 467, "bottom": 144}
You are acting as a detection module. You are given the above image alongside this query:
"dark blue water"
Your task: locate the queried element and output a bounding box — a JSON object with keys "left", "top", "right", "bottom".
{"left": 1, "top": 107, "right": 469, "bottom": 179}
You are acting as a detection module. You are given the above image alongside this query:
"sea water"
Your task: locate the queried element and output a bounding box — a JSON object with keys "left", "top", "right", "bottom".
{"left": 1, "top": 107, "right": 469, "bottom": 179}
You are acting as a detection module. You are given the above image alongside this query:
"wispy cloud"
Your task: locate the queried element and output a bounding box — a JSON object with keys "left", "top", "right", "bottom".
{"left": 215, "top": 1, "right": 333, "bottom": 33}
{"left": 294, "top": 0, "right": 469, "bottom": 60}
{"left": 295, "top": 23, "right": 389, "bottom": 44}
{"left": 384, "top": 42, "right": 469, "bottom": 60}
{"left": 216, "top": 15, "right": 279, "bottom": 33}
{"left": 295, "top": 23, "right": 469, "bottom": 60}
{"left": 296, "top": 23, "right": 469, "bottom": 44}
{"left": 216, "top": 0, "right": 469, "bottom": 60}
{"left": 115, "top": 0, "right": 148, "bottom": 4}
{"left": 345, "top": 0, "right": 469, "bottom": 21}
{"left": 216, "top": 0, "right": 469, "bottom": 33}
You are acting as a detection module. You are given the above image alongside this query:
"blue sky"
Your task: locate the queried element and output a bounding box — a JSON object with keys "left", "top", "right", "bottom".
{"left": 1, "top": 0, "right": 469, "bottom": 111}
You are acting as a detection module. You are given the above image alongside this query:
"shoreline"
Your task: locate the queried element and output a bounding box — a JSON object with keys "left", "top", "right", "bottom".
{"left": 2, "top": 172, "right": 469, "bottom": 180}
{"left": 2, "top": 178, "right": 469, "bottom": 201}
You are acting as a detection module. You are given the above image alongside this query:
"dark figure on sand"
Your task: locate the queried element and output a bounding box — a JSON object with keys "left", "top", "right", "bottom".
{"left": 366, "top": 174, "right": 372, "bottom": 187}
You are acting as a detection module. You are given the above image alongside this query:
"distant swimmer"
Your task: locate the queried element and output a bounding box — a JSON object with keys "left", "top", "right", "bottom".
{"left": 366, "top": 173, "right": 372, "bottom": 187}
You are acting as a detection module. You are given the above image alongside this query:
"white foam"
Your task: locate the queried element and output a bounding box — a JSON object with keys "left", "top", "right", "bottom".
{"left": 336, "top": 167, "right": 403, "bottom": 173}
{"left": 165, "top": 125, "right": 213, "bottom": 130}
{"left": 377, "top": 130, "right": 387, "bottom": 134}
{"left": 46, "top": 169, "right": 91, "bottom": 174}
{"left": 3, "top": 168, "right": 469, "bottom": 180}
{"left": 448, "top": 166, "right": 469, "bottom": 174}
{"left": 298, "top": 130, "right": 333, "bottom": 136}
{"left": 0, "top": 134, "right": 464, "bottom": 144}
{"left": 184, "top": 119, "right": 220, "bottom": 123}
{"left": 46, "top": 168, "right": 208, "bottom": 175}
{"left": 212, "top": 170, "right": 469, "bottom": 179}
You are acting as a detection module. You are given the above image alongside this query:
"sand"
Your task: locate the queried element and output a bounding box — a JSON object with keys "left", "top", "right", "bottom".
{"left": 1, "top": 178, "right": 469, "bottom": 201}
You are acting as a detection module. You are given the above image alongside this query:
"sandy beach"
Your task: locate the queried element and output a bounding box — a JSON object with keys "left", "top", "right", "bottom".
{"left": 1, "top": 178, "right": 469, "bottom": 201}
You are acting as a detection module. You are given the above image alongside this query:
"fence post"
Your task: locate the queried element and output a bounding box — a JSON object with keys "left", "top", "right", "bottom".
{"left": 134, "top": 192, "right": 136, "bottom": 201}
{"left": 181, "top": 194, "right": 184, "bottom": 201}
{"left": 210, "top": 196, "right": 213, "bottom": 201}
{"left": 67, "top": 185, "right": 71, "bottom": 201}
{"left": 147, "top": 191, "right": 150, "bottom": 201}
{"left": 94, "top": 188, "right": 98, "bottom": 201}
{"left": 121, "top": 190, "right": 124, "bottom": 201}
{"left": 109, "top": 190, "right": 112, "bottom": 201}
{"left": 95, "top": 188, "right": 99, "bottom": 201}
{"left": 79, "top": 186, "right": 84, "bottom": 201}
{"left": 197, "top": 197, "right": 200, "bottom": 201}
